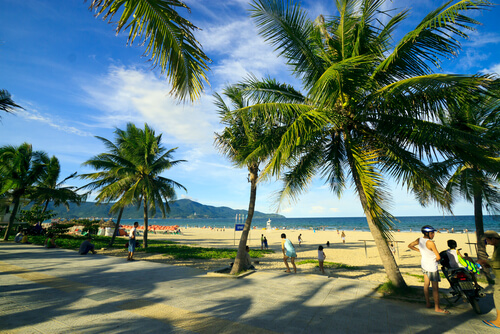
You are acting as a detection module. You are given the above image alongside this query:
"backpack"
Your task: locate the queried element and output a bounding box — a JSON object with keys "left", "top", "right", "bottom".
{"left": 439, "top": 250, "right": 450, "bottom": 268}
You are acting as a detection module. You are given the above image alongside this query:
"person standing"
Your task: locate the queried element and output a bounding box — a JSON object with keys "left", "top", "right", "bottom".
{"left": 341, "top": 231, "right": 346, "bottom": 244}
{"left": 261, "top": 234, "right": 264, "bottom": 250}
{"left": 281, "top": 233, "right": 297, "bottom": 273}
{"left": 127, "top": 222, "right": 139, "bottom": 261}
{"left": 298, "top": 234, "right": 303, "bottom": 247}
{"left": 478, "top": 231, "right": 500, "bottom": 328}
{"left": 263, "top": 236, "right": 268, "bottom": 249}
{"left": 318, "top": 245, "right": 326, "bottom": 275}
{"left": 408, "top": 225, "right": 448, "bottom": 314}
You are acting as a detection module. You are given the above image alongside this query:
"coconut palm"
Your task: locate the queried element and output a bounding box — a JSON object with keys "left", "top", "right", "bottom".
{"left": 87, "top": 0, "right": 210, "bottom": 101}
{"left": 236, "top": 0, "right": 495, "bottom": 287}
{"left": 214, "top": 84, "right": 287, "bottom": 274}
{"left": 432, "top": 90, "right": 500, "bottom": 270}
{"left": 81, "top": 123, "right": 186, "bottom": 248}
{"left": 32, "top": 156, "right": 85, "bottom": 213}
{"left": 0, "top": 143, "right": 48, "bottom": 240}
{"left": 0, "top": 89, "right": 23, "bottom": 117}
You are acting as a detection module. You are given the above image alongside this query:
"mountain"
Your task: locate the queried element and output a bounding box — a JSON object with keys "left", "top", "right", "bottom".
{"left": 42, "top": 199, "right": 285, "bottom": 219}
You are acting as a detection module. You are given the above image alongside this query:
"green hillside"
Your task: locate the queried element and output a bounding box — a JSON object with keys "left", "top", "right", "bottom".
{"left": 41, "top": 199, "right": 284, "bottom": 219}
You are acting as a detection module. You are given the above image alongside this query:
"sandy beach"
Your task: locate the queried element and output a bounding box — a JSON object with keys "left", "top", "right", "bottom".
{"left": 99, "top": 227, "right": 483, "bottom": 288}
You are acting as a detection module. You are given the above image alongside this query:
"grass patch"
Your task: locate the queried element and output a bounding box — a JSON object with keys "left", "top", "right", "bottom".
{"left": 145, "top": 245, "right": 273, "bottom": 260}
{"left": 296, "top": 259, "right": 358, "bottom": 270}
{"left": 376, "top": 281, "right": 422, "bottom": 299}
{"left": 29, "top": 234, "right": 129, "bottom": 249}
{"left": 23, "top": 234, "right": 274, "bottom": 261}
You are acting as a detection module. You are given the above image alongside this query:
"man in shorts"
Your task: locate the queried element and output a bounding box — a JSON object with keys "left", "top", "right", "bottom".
{"left": 127, "top": 222, "right": 139, "bottom": 261}
{"left": 408, "top": 225, "right": 448, "bottom": 314}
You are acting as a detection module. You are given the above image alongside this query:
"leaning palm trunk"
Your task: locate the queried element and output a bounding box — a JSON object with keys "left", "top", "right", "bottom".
{"left": 2, "top": 195, "right": 20, "bottom": 241}
{"left": 108, "top": 206, "right": 125, "bottom": 247}
{"left": 143, "top": 198, "right": 149, "bottom": 248}
{"left": 474, "top": 193, "right": 494, "bottom": 283}
{"left": 230, "top": 165, "right": 258, "bottom": 274}
{"left": 349, "top": 159, "right": 407, "bottom": 288}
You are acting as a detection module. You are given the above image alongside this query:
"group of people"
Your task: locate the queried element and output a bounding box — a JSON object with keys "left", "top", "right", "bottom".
{"left": 409, "top": 225, "right": 500, "bottom": 329}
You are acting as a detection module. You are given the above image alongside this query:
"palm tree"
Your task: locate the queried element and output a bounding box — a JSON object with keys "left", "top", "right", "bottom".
{"left": 87, "top": 0, "right": 210, "bottom": 101}
{"left": 0, "top": 89, "right": 23, "bottom": 117}
{"left": 214, "top": 84, "right": 286, "bottom": 274}
{"left": 32, "top": 156, "right": 85, "bottom": 213}
{"left": 0, "top": 143, "right": 48, "bottom": 240}
{"left": 432, "top": 91, "right": 500, "bottom": 271}
{"left": 81, "top": 123, "right": 186, "bottom": 248}
{"left": 235, "top": 0, "right": 495, "bottom": 287}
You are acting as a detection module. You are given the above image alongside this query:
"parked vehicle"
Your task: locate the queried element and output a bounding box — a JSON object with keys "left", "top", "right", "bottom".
{"left": 440, "top": 251, "right": 485, "bottom": 314}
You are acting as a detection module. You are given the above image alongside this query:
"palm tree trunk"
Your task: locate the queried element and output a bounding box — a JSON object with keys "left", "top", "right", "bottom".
{"left": 3, "top": 195, "right": 21, "bottom": 241}
{"left": 143, "top": 198, "right": 148, "bottom": 248}
{"left": 230, "top": 164, "right": 258, "bottom": 275}
{"left": 347, "top": 157, "right": 407, "bottom": 288}
{"left": 108, "top": 206, "right": 125, "bottom": 247}
{"left": 474, "top": 192, "right": 494, "bottom": 283}
{"left": 42, "top": 200, "right": 49, "bottom": 214}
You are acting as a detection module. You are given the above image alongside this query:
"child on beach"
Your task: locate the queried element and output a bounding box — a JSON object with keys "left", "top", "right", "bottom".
{"left": 298, "top": 234, "right": 303, "bottom": 247}
{"left": 318, "top": 245, "right": 326, "bottom": 274}
{"left": 341, "top": 231, "right": 346, "bottom": 244}
{"left": 263, "top": 236, "right": 268, "bottom": 249}
{"left": 281, "top": 233, "right": 297, "bottom": 273}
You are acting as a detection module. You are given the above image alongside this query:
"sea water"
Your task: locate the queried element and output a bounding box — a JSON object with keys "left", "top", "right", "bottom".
{"left": 119, "top": 215, "right": 500, "bottom": 233}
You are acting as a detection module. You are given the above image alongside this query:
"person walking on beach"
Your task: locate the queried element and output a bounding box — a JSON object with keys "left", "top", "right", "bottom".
{"left": 318, "top": 245, "right": 326, "bottom": 275}
{"left": 408, "top": 225, "right": 448, "bottom": 314}
{"left": 127, "top": 222, "right": 139, "bottom": 261}
{"left": 263, "top": 236, "right": 268, "bottom": 249}
{"left": 298, "top": 234, "right": 303, "bottom": 247}
{"left": 478, "top": 231, "right": 500, "bottom": 328}
{"left": 281, "top": 233, "right": 297, "bottom": 273}
{"left": 341, "top": 231, "right": 346, "bottom": 244}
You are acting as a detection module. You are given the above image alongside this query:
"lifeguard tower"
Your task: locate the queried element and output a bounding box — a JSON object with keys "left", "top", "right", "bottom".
{"left": 266, "top": 219, "right": 272, "bottom": 230}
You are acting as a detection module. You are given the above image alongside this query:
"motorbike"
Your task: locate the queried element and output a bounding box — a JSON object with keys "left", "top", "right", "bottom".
{"left": 440, "top": 251, "right": 485, "bottom": 314}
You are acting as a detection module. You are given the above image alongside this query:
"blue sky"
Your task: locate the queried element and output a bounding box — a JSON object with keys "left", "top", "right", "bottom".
{"left": 1, "top": 0, "right": 499, "bottom": 218}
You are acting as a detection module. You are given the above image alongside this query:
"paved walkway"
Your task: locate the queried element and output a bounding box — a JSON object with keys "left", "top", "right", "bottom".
{"left": 0, "top": 243, "right": 498, "bottom": 333}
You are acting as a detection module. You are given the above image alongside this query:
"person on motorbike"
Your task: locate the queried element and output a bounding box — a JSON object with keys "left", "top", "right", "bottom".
{"left": 446, "top": 239, "right": 480, "bottom": 288}
{"left": 478, "top": 231, "right": 500, "bottom": 328}
{"left": 408, "top": 225, "right": 449, "bottom": 314}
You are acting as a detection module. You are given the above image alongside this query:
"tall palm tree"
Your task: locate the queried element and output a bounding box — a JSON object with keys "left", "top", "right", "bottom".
{"left": 0, "top": 143, "right": 48, "bottom": 240}
{"left": 236, "top": 0, "right": 495, "bottom": 287}
{"left": 0, "top": 89, "right": 23, "bottom": 117}
{"left": 81, "top": 123, "right": 186, "bottom": 248}
{"left": 214, "top": 84, "right": 286, "bottom": 274}
{"left": 87, "top": 0, "right": 210, "bottom": 101}
{"left": 432, "top": 90, "right": 500, "bottom": 269}
{"left": 32, "top": 156, "right": 85, "bottom": 213}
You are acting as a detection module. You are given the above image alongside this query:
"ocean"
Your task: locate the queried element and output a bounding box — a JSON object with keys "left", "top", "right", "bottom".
{"left": 119, "top": 215, "right": 500, "bottom": 233}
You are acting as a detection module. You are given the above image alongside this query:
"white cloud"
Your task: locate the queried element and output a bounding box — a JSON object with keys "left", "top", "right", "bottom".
{"left": 481, "top": 63, "right": 500, "bottom": 76}
{"left": 17, "top": 107, "right": 93, "bottom": 137}
{"left": 80, "top": 66, "right": 220, "bottom": 151}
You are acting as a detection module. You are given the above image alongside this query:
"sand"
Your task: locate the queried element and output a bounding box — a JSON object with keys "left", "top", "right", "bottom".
{"left": 99, "top": 227, "right": 482, "bottom": 288}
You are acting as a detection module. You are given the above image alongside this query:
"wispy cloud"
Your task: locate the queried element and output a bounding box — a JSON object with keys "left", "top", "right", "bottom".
{"left": 481, "top": 63, "right": 500, "bottom": 76}
{"left": 17, "top": 107, "right": 93, "bottom": 137}
{"left": 80, "top": 66, "right": 220, "bottom": 151}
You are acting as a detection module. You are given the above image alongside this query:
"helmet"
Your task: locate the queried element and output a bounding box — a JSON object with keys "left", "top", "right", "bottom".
{"left": 421, "top": 225, "right": 436, "bottom": 234}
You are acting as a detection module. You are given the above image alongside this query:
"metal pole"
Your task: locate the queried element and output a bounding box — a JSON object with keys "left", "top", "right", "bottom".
{"left": 466, "top": 232, "right": 472, "bottom": 254}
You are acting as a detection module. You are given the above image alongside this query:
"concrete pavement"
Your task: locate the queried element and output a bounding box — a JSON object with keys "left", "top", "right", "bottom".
{"left": 0, "top": 243, "right": 498, "bottom": 333}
